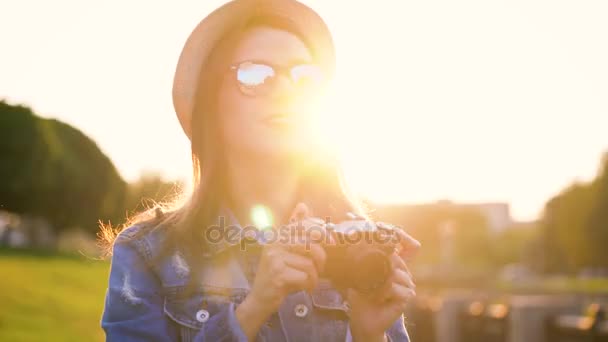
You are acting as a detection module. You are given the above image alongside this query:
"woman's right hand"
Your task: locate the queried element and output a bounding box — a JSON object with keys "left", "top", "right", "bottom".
{"left": 235, "top": 203, "right": 328, "bottom": 338}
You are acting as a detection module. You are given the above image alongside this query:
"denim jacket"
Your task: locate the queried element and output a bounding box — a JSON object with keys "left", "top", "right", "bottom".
{"left": 101, "top": 211, "right": 410, "bottom": 342}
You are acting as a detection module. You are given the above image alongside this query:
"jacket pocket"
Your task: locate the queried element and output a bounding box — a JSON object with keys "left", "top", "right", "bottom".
{"left": 308, "top": 280, "right": 350, "bottom": 341}
{"left": 163, "top": 287, "right": 249, "bottom": 341}
{"left": 310, "top": 280, "right": 349, "bottom": 313}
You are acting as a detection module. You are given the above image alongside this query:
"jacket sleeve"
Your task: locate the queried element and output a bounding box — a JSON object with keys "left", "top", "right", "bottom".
{"left": 101, "top": 239, "right": 178, "bottom": 341}
{"left": 101, "top": 237, "right": 249, "bottom": 342}
{"left": 345, "top": 315, "right": 410, "bottom": 342}
{"left": 385, "top": 314, "right": 410, "bottom": 342}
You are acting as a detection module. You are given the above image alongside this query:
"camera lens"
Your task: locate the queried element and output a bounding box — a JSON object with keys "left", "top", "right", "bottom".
{"left": 351, "top": 250, "right": 390, "bottom": 293}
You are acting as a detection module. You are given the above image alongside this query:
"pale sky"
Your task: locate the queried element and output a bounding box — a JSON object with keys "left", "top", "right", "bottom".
{"left": 2, "top": 0, "right": 607, "bottom": 221}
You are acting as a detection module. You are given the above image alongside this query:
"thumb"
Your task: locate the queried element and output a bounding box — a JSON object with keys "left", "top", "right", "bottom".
{"left": 290, "top": 202, "right": 311, "bottom": 222}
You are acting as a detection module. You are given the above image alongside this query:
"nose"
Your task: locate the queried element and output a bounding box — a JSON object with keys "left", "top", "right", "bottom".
{"left": 270, "top": 75, "right": 315, "bottom": 113}
{"left": 270, "top": 74, "right": 296, "bottom": 100}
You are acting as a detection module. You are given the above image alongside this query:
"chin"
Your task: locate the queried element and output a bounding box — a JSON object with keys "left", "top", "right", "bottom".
{"left": 250, "top": 140, "right": 308, "bottom": 161}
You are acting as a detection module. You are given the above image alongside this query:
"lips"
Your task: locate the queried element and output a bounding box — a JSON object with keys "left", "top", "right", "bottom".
{"left": 261, "top": 113, "right": 292, "bottom": 126}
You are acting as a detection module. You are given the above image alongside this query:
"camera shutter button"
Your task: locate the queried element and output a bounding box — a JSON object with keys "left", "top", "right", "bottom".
{"left": 294, "top": 304, "right": 309, "bottom": 318}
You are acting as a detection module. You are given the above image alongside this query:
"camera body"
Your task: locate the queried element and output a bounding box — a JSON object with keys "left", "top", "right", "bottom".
{"left": 320, "top": 220, "right": 399, "bottom": 293}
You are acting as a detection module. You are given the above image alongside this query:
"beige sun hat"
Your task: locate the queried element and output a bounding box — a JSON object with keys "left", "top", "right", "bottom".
{"left": 171, "top": 0, "right": 336, "bottom": 140}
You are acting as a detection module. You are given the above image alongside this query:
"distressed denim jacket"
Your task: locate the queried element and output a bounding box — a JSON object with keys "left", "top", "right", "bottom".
{"left": 101, "top": 211, "right": 410, "bottom": 342}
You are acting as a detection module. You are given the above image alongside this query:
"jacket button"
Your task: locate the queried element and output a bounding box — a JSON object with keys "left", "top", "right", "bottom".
{"left": 196, "top": 309, "right": 210, "bottom": 323}
{"left": 294, "top": 304, "right": 309, "bottom": 318}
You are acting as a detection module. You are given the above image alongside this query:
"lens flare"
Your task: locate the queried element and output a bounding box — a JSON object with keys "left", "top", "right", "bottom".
{"left": 250, "top": 204, "right": 274, "bottom": 231}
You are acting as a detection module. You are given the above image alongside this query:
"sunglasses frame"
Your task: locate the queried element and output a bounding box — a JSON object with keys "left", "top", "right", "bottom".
{"left": 227, "top": 61, "right": 324, "bottom": 97}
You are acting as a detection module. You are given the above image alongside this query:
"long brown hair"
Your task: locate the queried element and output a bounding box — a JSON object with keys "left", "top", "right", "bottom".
{"left": 99, "top": 15, "right": 367, "bottom": 271}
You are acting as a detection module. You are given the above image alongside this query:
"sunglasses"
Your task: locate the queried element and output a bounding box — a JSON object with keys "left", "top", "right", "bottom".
{"left": 229, "top": 61, "right": 324, "bottom": 97}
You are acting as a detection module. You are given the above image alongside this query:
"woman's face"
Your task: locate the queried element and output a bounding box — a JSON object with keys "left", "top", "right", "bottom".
{"left": 217, "top": 26, "right": 320, "bottom": 160}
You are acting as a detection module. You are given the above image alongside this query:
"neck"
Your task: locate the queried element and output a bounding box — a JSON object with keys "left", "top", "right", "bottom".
{"left": 225, "top": 152, "right": 301, "bottom": 228}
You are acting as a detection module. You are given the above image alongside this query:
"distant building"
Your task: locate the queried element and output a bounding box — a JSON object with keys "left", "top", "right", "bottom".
{"left": 371, "top": 200, "right": 515, "bottom": 233}
{"left": 460, "top": 202, "right": 513, "bottom": 233}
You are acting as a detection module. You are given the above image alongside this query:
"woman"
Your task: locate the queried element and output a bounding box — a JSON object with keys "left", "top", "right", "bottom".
{"left": 101, "top": 0, "right": 419, "bottom": 341}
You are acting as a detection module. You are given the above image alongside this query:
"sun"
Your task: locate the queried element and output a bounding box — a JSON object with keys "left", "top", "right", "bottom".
{"left": 307, "top": 74, "right": 404, "bottom": 202}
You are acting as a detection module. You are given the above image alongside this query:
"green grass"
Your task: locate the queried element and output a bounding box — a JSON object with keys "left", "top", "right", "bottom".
{"left": 0, "top": 248, "right": 110, "bottom": 341}
{"left": 3, "top": 247, "right": 608, "bottom": 341}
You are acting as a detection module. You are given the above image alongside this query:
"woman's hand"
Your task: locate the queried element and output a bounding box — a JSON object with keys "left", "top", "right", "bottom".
{"left": 346, "top": 253, "right": 415, "bottom": 341}
{"left": 236, "top": 203, "right": 327, "bottom": 339}
{"left": 347, "top": 224, "right": 421, "bottom": 342}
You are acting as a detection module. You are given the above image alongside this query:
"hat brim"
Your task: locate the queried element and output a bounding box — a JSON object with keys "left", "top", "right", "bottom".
{"left": 171, "top": 0, "right": 335, "bottom": 140}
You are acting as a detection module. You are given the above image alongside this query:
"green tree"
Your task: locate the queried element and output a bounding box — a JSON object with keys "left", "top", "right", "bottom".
{"left": 540, "top": 183, "right": 597, "bottom": 272}
{"left": 585, "top": 153, "right": 608, "bottom": 267}
{"left": 539, "top": 151, "right": 608, "bottom": 272}
{"left": 125, "top": 171, "right": 183, "bottom": 216}
{"left": 0, "top": 100, "right": 127, "bottom": 233}
{"left": 491, "top": 222, "right": 539, "bottom": 266}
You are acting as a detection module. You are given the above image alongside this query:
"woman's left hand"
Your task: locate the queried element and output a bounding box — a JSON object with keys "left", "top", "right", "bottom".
{"left": 346, "top": 226, "right": 420, "bottom": 342}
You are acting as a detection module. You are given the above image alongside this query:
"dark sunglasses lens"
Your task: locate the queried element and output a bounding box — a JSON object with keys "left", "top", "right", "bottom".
{"left": 290, "top": 64, "right": 322, "bottom": 85}
{"left": 236, "top": 62, "right": 275, "bottom": 94}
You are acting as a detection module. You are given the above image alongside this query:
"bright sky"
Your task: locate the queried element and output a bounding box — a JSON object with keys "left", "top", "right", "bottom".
{"left": 2, "top": 0, "right": 607, "bottom": 221}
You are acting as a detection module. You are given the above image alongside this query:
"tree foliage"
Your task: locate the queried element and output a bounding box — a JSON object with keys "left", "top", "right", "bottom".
{"left": 540, "top": 152, "right": 608, "bottom": 272}
{"left": 0, "top": 100, "right": 127, "bottom": 233}
{"left": 585, "top": 153, "right": 608, "bottom": 267}
{"left": 125, "top": 171, "right": 184, "bottom": 216}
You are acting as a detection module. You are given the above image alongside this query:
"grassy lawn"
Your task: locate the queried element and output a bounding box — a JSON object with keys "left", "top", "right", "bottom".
{"left": 3, "top": 247, "right": 607, "bottom": 341}
{"left": 0, "top": 248, "right": 110, "bottom": 341}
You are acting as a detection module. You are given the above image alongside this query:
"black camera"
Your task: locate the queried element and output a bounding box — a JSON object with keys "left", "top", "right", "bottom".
{"left": 320, "top": 220, "right": 399, "bottom": 293}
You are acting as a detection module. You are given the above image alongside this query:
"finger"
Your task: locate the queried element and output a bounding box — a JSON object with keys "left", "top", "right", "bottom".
{"left": 392, "top": 268, "right": 415, "bottom": 290}
{"left": 307, "top": 243, "right": 327, "bottom": 273}
{"left": 392, "top": 226, "right": 419, "bottom": 247}
{"left": 285, "top": 217, "right": 328, "bottom": 243}
{"left": 390, "top": 252, "right": 413, "bottom": 280}
{"left": 284, "top": 242, "right": 326, "bottom": 274}
{"left": 301, "top": 216, "right": 326, "bottom": 229}
{"left": 393, "top": 228, "right": 421, "bottom": 260}
{"left": 381, "top": 268, "right": 415, "bottom": 302}
{"left": 284, "top": 242, "right": 310, "bottom": 257}
{"left": 284, "top": 252, "right": 319, "bottom": 289}
{"left": 281, "top": 268, "right": 312, "bottom": 292}
{"left": 290, "top": 202, "right": 311, "bottom": 222}
{"left": 390, "top": 252, "right": 408, "bottom": 272}
{"left": 301, "top": 218, "right": 328, "bottom": 243}
{"left": 389, "top": 282, "right": 416, "bottom": 305}
{"left": 281, "top": 219, "right": 327, "bottom": 249}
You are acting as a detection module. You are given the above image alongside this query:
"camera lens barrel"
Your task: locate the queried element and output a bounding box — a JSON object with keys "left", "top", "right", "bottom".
{"left": 350, "top": 249, "right": 391, "bottom": 293}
